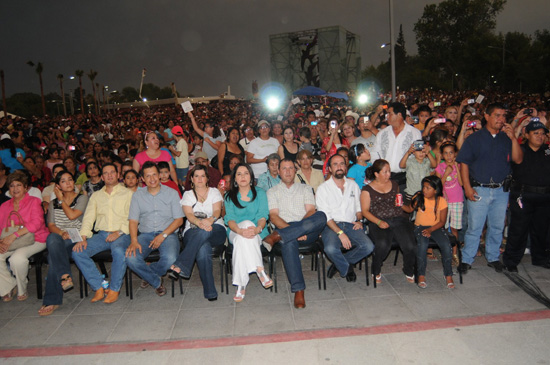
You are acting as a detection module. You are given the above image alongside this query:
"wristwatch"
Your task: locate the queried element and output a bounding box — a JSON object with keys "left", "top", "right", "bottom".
{"left": 336, "top": 230, "right": 344, "bottom": 236}
{"left": 162, "top": 233, "right": 168, "bottom": 239}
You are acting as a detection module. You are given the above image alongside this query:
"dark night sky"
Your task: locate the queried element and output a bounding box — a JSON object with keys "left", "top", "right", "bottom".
{"left": 1, "top": 0, "right": 547, "bottom": 98}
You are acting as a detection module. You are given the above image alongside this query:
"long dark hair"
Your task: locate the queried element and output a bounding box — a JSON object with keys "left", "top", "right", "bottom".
{"left": 349, "top": 143, "right": 367, "bottom": 165}
{"left": 204, "top": 121, "right": 221, "bottom": 138}
{"left": 411, "top": 175, "right": 444, "bottom": 216}
{"left": 225, "top": 163, "right": 256, "bottom": 209}
{"left": 0, "top": 139, "right": 17, "bottom": 158}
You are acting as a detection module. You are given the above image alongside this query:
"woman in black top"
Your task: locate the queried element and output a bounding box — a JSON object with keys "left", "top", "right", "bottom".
{"left": 217, "top": 127, "right": 245, "bottom": 176}
{"left": 278, "top": 126, "right": 299, "bottom": 162}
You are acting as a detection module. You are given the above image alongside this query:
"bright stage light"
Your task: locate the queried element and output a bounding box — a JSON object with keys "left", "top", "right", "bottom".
{"left": 358, "top": 94, "right": 368, "bottom": 104}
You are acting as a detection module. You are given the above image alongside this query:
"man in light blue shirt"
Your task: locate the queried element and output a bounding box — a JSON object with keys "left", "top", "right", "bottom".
{"left": 125, "top": 161, "right": 184, "bottom": 296}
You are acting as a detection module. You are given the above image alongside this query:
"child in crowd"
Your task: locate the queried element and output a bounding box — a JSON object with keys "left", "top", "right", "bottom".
{"left": 158, "top": 161, "right": 183, "bottom": 198}
{"left": 347, "top": 143, "right": 371, "bottom": 190}
{"left": 399, "top": 140, "right": 437, "bottom": 203}
{"left": 404, "top": 176, "right": 454, "bottom": 289}
{"left": 435, "top": 141, "right": 463, "bottom": 266}
{"left": 298, "top": 127, "right": 314, "bottom": 154}
{"left": 123, "top": 169, "right": 140, "bottom": 192}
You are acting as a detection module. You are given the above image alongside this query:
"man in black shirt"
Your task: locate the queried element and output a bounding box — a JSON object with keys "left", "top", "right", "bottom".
{"left": 503, "top": 118, "right": 550, "bottom": 271}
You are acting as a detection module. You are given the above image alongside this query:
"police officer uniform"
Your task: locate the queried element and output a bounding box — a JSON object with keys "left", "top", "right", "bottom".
{"left": 503, "top": 120, "right": 550, "bottom": 271}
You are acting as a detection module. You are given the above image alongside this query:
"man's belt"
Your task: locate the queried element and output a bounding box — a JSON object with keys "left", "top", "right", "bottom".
{"left": 512, "top": 182, "right": 550, "bottom": 194}
{"left": 471, "top": 182, "right": 503, "bottom": 189}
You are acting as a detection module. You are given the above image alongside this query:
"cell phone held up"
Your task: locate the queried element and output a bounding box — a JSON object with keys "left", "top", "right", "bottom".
{"left": 413, "top": 140, "right": 424, "bottom": 151}
{"left": 330, "top": 120, "right": 337, "bottom": 129}
{"left": 433, "top": 118, "right": 446, "bottom": 124}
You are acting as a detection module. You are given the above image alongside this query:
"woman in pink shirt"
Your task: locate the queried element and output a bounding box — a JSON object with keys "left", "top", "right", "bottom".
{"left": 0, "top": 171, "right": 49, "bottom": 302}
{"left": 133, "top": 131, "right": 178, "bottom": 182}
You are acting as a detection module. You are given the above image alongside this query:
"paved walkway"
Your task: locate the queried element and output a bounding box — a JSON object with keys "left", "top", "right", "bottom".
{"left": 1, "top": 252, "right": 550, "bottom": 363}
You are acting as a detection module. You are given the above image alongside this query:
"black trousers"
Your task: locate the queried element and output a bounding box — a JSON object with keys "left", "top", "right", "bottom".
{"left": 503, "top": 190, "right": 550, "bottom": 267}
{"left": 369, "top": 216, "right": 416, "bottom": 277}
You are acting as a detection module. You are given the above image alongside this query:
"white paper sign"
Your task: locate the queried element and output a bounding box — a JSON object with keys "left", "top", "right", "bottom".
{"left": 67, "top": 228, "right": 83, "bottom": 243}
{"left": 277, "top": 115, "right": 283, "bottom": 121}
{"left": 291, "top": 97, "right": 301, "bottom": 105}
{"left": 180, "top": 101, "right": 193, "bottom": 113}
{"left": 475, "top": 95, "right": 485, "bottom": 104}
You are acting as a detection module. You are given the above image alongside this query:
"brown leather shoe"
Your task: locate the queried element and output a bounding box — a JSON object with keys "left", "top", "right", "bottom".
{"left": 155, "top": 279, "right": 166, "bottom": 297}
{"left": 294, "top": 290, "right": 306, "bottom": 309}
{"left": 91, "top": 288, "right": 106, "bottom": 303}
{"left": 103, "top": 290, "right": 120, "bottom": 304}
{"left": 262, "top": 230, "right": 281, "bottom": 252}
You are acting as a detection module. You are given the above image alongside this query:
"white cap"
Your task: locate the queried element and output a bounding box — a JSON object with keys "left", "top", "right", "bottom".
{"left": 0, "top": 134, "right": 10, "bottom": 140}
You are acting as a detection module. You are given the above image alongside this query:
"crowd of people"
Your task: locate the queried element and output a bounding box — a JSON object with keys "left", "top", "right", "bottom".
{"left": 0, "top": 88, "right": 548, "bottom": 314}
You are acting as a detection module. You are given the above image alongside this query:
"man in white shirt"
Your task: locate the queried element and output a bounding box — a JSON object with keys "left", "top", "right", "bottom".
{"left": 373, "top": 102, "right": 421, "bottom": 188}
{"left": 263, "top": 159, "right": 327, "bottom": 308}
{"left": 316, "top": 154, "right": 374, "bottom": 281}
{"left": 246, "top": 120, "right": 279, "bottom": 178}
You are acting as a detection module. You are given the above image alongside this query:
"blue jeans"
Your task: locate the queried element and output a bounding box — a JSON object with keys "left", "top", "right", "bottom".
{"left": 414, "top": 226, "right": 453, "bottom": 277}
{"left": 126, "top": 232, "right": 179, "bottom": 289}
{"left": 275, "top": 211, "right": 327, "bottom": 292}
{"left": 174, "top": 225, "right": 226, "bottom": 299}
{"left": 463, "top": 187, "right": 509, "bottom": 264}
{"left": 72, "top": 231, "right": 130, "bottom": 291}
{"left": 322, "top": 221, "right": 374, "bottom": 277}
{"left": 43, "top": 233, "right": 75, "bottom": 306}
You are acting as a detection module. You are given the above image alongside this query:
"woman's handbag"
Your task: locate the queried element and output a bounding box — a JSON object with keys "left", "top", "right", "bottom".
{"left": 0, "top": 211, "right": 34, "bottom": 251}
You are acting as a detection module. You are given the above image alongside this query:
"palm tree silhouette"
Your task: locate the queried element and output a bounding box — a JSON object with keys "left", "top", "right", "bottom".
{"left": 75, "top": 70, "right": 85, "bottom": 115}
{"left": 27, "top": 61, "right": 46, "bottom": 116}
{"left": 57, "top": 74, "right": 67, "bottom": 116}
{"left": 87, "top": 70, "right": 98, "bottom": 114}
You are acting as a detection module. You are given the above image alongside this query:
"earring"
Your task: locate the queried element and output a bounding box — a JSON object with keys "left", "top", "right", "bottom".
{"left": 250, "top": 181, "right": 253, "bottom": 186}
{"left": 233, "top": 181, "right": 238, "bottom": 187}
{"left": 191, "top": 182, "right": 194, "bottom": 188}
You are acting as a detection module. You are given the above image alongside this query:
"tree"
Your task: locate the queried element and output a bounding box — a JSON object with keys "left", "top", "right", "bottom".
{"left": 75, "top": 69, "right": 85, "bottom": 115}
{"left": 0, "top": 70, "right": 6, "bottom": 116}
{"left": 395, "top": 25, "right": 407, "bottom": 72}
{"left": 57, "top": 74, "right": 67, "bottom": 116}
{"left": 87, "top": 69, "right": 98, "bottom": 114}
{"left": 121, "top": 86, "right": 139, "bottom": 102}
{"left": 414, "top": 0, "right": 506, "bottom": 89}
{"left": 26, "top": 61, "right": 46, "bottom": 115}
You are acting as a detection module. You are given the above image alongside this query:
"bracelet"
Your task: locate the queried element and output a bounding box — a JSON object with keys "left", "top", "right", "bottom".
{"left": 376, "top": 220, "right": 381, "bottom": 226}
{"left": 336, "top": 230, "right": 344, "bottom": 236}
{"left": 13, "top": 232, "right": 20, "bottom": 238}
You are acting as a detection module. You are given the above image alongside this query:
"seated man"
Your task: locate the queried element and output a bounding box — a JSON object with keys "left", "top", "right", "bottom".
{"left": 316, "top": 154, "right": 374, "bottom": 281}
{"left": 263, "top": 159, "right": 327, "bottom": 309}
{"left": 73, "top": 163, "right": 133, "bottom": 304}
{"left": 125, "top": 161, "right": 184, "bottom": 296}
{"left": 184, "top": 151, "right": 221, "bottom": 191}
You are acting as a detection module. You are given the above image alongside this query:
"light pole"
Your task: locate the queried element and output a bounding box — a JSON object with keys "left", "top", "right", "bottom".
{"left": 68, "top": 76, "right": 76, "bottom": 115}
{"left": 389, "top": 0, "right": 395, "bottom": 102}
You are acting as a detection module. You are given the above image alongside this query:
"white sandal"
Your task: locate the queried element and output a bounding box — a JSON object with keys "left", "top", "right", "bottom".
{"left": 257, "top": 270, "right": 273, "bottom": 289}
{"left": 233, "top": 286, "right": 246, "bottom": 302}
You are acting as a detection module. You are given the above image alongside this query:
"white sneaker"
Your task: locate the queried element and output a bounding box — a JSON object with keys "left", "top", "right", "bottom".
{"left": 524, "top": 248, "right": 531, "bottom": 255}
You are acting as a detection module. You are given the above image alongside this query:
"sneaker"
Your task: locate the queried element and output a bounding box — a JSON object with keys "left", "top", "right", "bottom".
{"left": 458, "top": 262, "right": 471, "bottom": 274}
{"left": 487, "top": 261, "right": 504, "bottom": 273}
{"left": 524, "top": 248, "right": 531, "bottom": 255}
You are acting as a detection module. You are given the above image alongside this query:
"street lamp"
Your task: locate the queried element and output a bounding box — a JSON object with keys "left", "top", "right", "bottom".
{"left": 389, "top": 0, "right": 395, "bottom": 102}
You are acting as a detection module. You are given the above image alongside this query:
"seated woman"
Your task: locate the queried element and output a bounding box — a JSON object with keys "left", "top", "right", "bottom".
{"left": 360, "top": 159, "right": 416, "bottom": 284}
{"left": 0, "top": 171, "right": 49, "bottom": 302}
{"left": 403, "top": 176, "right": 454, "bottom": 289}
{"left": 224, "top": 163, "right": 272, "bottom": 302}
{"left": 168, "top": 165, "right": 226, "bottom": 301}
{"left": 294, "top": 150, "right": 324, "bottom": 193}
{"left": 38, "top": 170, "right": 88, "bottom": 315}
{"left": 256, "top": 153, "right": 281, "bottom": 192}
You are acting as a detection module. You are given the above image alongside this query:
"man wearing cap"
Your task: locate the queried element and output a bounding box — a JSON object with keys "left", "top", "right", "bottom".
{"left": 373, "top": 102, "right": 421, "bottom": 190}
{"left": 168, "top": 125, "right": 189, "bottom": 186}
{"left": 246, "top": 120, "right": 279, "bottom": 179}
{"left": 503, "top": 117, "right": 550, "bottom": 271}
{"left": 184, "top": 151, "right": 221, "bottom": 191}
{"left": 457, "top": 103, "right": 523, "bottom": 274}
{"left": 351, "top": 115, "right": 378, "bottom": 157}
{"left": 345, "top": 111, "right": 359, "bottom": 125}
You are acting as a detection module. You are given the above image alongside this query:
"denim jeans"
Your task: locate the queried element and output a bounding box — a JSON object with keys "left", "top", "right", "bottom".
{"left": 322, "top": 221, "right": 374, "bottom": 277}
{"left": 174, "top": 225, "right": 226, "bottom": 299}
{"left": 463, "top": 187, "right": 509, "bottom": 265}
{"left": 414, "top": 226, "right": 453, "bottom": 277}
{"left": 72, "top": 231, "right": 130, "bottom": 291}
{"left": 125, "top": 231, "right": 180, "bottom": 289}
{"left": 369, "top": 216, "right": 416, "bottom": 277}
{"left": 275, "top": 211, "right": 327, "bottom": 292}
{"left": 43, "top": 233, "right": 75, "bottom": 306}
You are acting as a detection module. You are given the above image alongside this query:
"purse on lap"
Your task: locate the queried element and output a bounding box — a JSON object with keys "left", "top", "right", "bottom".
{"left": 1, "top": 211, "right": 35, "bottom": 251}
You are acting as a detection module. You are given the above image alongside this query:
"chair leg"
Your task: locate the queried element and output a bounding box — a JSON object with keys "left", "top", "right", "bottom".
{"left": 179, "top": 276, "right": 183, "bottom": 294}
{"left": 171, "top": 278, "right": 175, "bottom": 298}
{"left": 310, "top": 253, "right": 314, "bottom": 271}
{"left": 98, "top": 261, "right": 108, "bottom": 278}
{"left": 317, "top": 252, "right": 321, "bottom": 290}
{"left": 128, "top": 270, "right": 133, "bottom": 300}
{"left": 321, "top": 252, "right": 326, "bottom": 290}
{"left": 393, "top": 249, "right": 399, "bottom": 266}
{"left": 79, "top": 270, "right": 84, "bottom": 299}
{"left": 225, "top": 258, "right": 231, "bottom": 295}
{"left": 373, "top": 263, "right": 377, "bottom": 289}
{"left": 458, "top": 244, "right": 463, "bottom": 285}
{"left": 365, "top": 257, "right": 369, "bottom": 287}
{"left": 272, "top": 256, "right": 277, "bottom": 293}
{"left": 35, "top": 261, "right": 43, "bottom": 300}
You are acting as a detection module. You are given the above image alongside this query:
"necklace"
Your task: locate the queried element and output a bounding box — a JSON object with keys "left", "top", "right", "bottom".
{"left": 195, "top": 188, "right": 208, "bottom": 202}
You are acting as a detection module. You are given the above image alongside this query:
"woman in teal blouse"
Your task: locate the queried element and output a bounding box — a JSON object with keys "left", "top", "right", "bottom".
{"left": 224, "top": 163, "right": 273, "bottom": 302}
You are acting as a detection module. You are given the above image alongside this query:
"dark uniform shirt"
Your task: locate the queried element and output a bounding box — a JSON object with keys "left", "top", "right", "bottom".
{"left": 512, "top": 143, "right": 550, "bottom": 187}
{"left": 457, "top": 128, "right": 512, "bottom": 184}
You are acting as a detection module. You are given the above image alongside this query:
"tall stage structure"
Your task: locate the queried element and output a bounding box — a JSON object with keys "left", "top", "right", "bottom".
{"left": 270, "top": 26, "right": 361, "bottom": 92}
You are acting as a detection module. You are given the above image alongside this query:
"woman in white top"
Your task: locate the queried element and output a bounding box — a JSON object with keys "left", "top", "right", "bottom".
{"left": 168, "top": 165, "right": 226, "bottom": 301}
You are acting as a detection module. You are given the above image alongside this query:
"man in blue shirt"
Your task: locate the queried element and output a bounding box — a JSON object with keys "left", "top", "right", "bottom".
{"left": 125, "top": 161, "right": 184, "bottom": 296}
{"left": 457, "top": 103, "right": 523, "bottom": 273}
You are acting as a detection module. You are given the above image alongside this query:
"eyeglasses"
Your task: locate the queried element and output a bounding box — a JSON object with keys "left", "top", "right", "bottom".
{"left": 259, "top": 125, "right": 269, "bottom": 130}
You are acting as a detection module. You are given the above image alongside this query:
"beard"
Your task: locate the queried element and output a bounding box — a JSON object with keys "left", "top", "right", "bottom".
{"left": 334, "top": 170, "right": 345, "bottom": 179}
